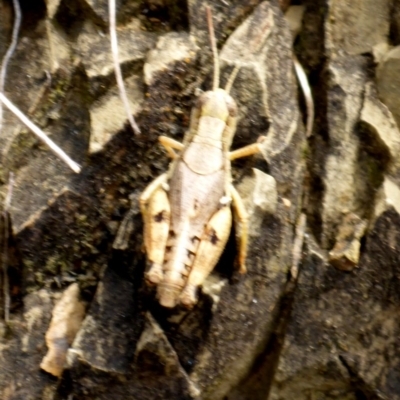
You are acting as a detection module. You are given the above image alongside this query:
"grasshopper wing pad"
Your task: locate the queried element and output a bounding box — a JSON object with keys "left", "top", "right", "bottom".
{"left": 168, "top": 160, "right": 225, "bottom": 236}
{"left": 180, "top": 205, "right": 232, "bottom": 307}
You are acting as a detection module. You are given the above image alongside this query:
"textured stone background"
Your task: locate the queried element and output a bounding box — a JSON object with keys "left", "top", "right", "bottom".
{"left": 0, "top": 0, "right": 399, "bottom": 399}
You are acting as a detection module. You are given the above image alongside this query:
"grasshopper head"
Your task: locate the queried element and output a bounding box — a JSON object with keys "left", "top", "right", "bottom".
{"left": 194, "top": 88, "right": 238, "bottom": 148}
{"left": 198, "top": 88, "right": 237, "bottom": 121}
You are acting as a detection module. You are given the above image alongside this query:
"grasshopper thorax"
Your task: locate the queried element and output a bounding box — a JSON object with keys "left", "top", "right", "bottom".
{"left": 191, "top": 88, "right": 238, "bottom": 149}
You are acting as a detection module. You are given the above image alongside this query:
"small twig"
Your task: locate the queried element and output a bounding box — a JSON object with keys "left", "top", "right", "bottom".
{"left": 284, "top": 6, "right": 314, "bottom": 138}
{"left": 224, "top": 8, "right": 274, "bottom": 93}
{"left": 0, "top": 0, "right": 22, "bottom": 134}
{"left": 108, "top": 0, "right": 140, "bottom": 135}
{"left": 0, "top": 92, "right": 81, "bottom": 173}
{"left": 1, "top": 215, "right": 10, "bottom": 323}
{"left": 293, "top": 56, "right": 314, "bottom": 138}
{"left": 4, "top": 172, "right": 14, "bottom": 212}
{"left": 290, "top": 212, "right": 306, "bottom": 281}
{"left": 1, "top": 173, "right": 14, "bottom": 323}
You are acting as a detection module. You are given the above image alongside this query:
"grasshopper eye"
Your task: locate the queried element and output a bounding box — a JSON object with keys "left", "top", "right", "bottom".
{"left": 196, "top": 92, "right": 211, "bottom": 109}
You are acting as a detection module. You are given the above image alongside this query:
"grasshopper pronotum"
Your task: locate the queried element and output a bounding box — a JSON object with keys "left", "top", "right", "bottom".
{"left": 140, "top": 6, "right": 264, "bottom": 308}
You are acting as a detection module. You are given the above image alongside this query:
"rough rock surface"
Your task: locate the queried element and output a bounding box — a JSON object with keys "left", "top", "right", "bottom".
{"left": 0, "top": 0, "right": 399, "bottom": 399}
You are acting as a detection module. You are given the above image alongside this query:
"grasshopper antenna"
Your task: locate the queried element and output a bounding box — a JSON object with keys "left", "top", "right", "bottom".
{"left": 224, "top": 64, "right": 240, "bottom": 94}
{"left": 206, "top": 6, "right": 220, "bottom": 91}
{"left": 206, "top": 5, "right": 238, "bottom": 94}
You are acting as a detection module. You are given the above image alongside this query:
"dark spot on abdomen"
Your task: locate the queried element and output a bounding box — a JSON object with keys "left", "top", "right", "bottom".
{"left": 154, "top": 210, "right": 167, "bottom": 222}
{"left": 209, "top": 229, "right": 219, "bottom": 245}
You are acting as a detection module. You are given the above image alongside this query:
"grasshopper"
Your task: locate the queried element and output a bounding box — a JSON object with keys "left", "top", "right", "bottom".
{"left": 140, "top": 7, "right": 264, "bottom": 308}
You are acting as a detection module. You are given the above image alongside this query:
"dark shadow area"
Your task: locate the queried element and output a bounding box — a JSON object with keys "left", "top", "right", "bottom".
{"left": 140, "top": 0, "right": 189, "bottom": 32}
{"left": 226, "top": 272, "right": 296, "bottom": 400}
{"left": 54, "top": 0, "right": 108, "bottom": 38}
{"left": 17, "top": 0, "right": 46, "bottom": 34}
{"left": 340, "top": 355, "right": 389, "bottom": 400}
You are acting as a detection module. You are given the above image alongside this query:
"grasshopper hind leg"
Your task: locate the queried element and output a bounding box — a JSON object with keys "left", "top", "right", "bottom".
{"left": 140, "top": 174, "right": 171, "bottom": 285}
{"left": 180, "top": 184, "right": 249, "bottom": 307}
{"left": 180, "top": 205, "right": 232, "bottom": 307}
{"left": 230, "top": 184, "right": 248, "bottom": 274}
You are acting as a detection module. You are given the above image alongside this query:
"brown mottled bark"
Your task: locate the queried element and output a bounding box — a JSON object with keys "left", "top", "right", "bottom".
{"left": 0, "top": 1, "right": 399, "bottom": 399}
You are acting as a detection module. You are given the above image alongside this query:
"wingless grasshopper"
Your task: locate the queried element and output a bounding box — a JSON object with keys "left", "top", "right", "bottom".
{"left": 140, "top": 7, "right": 264, "bottom": 308}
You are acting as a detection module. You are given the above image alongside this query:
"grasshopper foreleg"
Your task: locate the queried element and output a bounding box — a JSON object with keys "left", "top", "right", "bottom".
{"left": 140, "top": 173, "right": 171, "bottom": 285}
{"left": 159, "top": 136, "right": 184, "bottom": 159}
{"left": 229, "top": 140, "right": 264, "bottom": 161}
